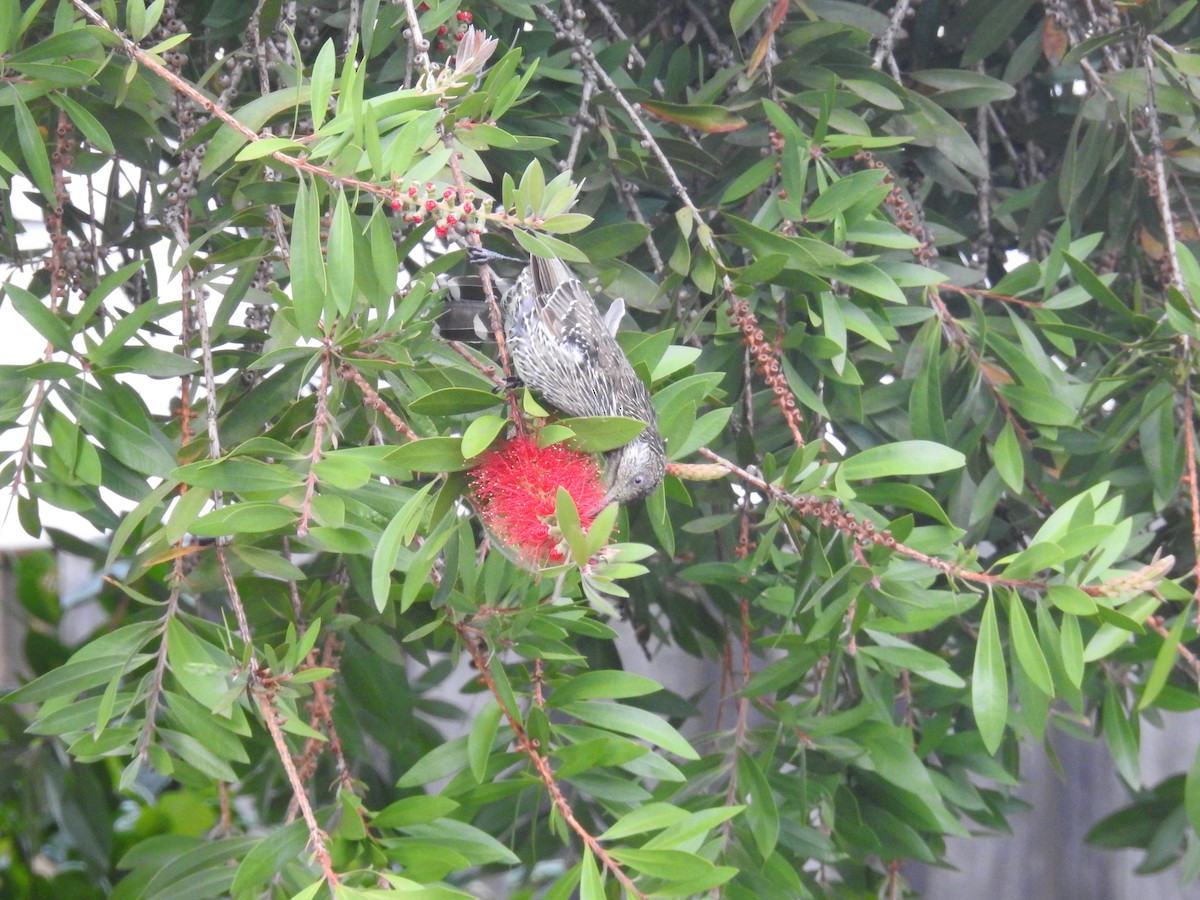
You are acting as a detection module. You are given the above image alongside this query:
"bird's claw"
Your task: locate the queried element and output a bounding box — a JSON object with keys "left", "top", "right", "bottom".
{"left": 493, "top": 375, "right": 524, "bottom": 395}
{"left": 468, "top": 246, "right": 523, "bottom": 267}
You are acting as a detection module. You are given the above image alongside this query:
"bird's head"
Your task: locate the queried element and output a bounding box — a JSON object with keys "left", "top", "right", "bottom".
{"left": 596, "top": 430, "right": 666, "bottom": 510}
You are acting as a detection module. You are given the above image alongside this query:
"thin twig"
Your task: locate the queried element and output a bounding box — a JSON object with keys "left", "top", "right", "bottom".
{"left": 1142, "top": 40, "right": 1187, "bottom": 298}
{"left": 872, "top": 0, "right": 913, "bottom": 78}
{"left": 337, "top": 362, "right": 421, "bottom": 439}
{"left": 1183, "top": 397, "right": 1200, "bottom": 612}
{"left": 455, "top": 624, "right": 646, "bottom": 899}
{"left": 695, "top": 447, "right": 1131, "bottom": 596}
{"left": 297, "top": 347, "right": 334, "bottom": 537}
{"left": 254, "top": 683, "right": 341, "bottom": 886}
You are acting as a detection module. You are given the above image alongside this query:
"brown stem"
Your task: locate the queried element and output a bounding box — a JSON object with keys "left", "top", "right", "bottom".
{"left": 298, "top": 347, "right": 333, "bottom": 537}
{"left": 337, "top": 362, "right": 420, "bottom": 440}
{"left": 1183, "top": 393, "right": 1200, "bottom": 613}
{"left": 455, "top": 623, "right": 646, "bottom": 899}
{"left": 254, "top": 682, "right": 340, "bottom": 887}
{"left": 696, "top": 447, "right": 1073, "bottom": 595}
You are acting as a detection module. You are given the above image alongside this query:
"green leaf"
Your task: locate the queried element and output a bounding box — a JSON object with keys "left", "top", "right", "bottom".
{"left": 50, "top": 92, "right": 114, "bottom": 153}
{"left": 190, "top": 502, "right": 298, "bottom": 536}
{"left": 309, "top": 39, "right": 336, "bottom": 132}
{"left": 1138, "top": 603, "right": 1190, "bottom": 710}
{"left": 840, "top": 441, "right": 965, "bottom": 480}
{"left": 290, "top": 175, "right": 327, "bottom": 337}
{"left": 233, "top": 136, "right": 306, "bottom": 161}
{"left": 467, "top": 698, "right": 502, "bottom": 782}
{"left": 461, "top": 415, "right": 507, "bottom": 458}
{"left": 372, "top": 481, "right": 434, "bottom": 612}
{"left": 12, "top": 83, "right": 54, "bottom": 202}
{"left": 327, "top": 188, "right": 356, "bottom": 317}
{"left": 579, "top": 848, "right": 604, "bottom": 900}
{"left": 546, "top": 670, "right": 662, "bottom": 707}
{"left": 639, "top": 99, "right": 747, "bottom": 133}
{"left": 599, "top": 803, "right": 690, "bottom": 841}
{"left": 1102, "top": 688, "right": 1140, "bottom": 787}
{"left": 388, "top": 437, "right": 470, "bottom": 472}
{"left": 409, "top": 387, "right": 505, "bottom": 416}
{"left": 993, "top": 420, "right": 1024, "bottom": 493}
{"left": 1060, "top": 611, "right": 1084, "bottom": 688}
{"left": 806, "top": 169, "right": 891, "bottom": 222}
{"left": 400, "top": 517, "right": 455, "bottom": 612}
{"left": 232, "top": 821, "right": 308, "bottom": 893}
{"left": 737, "top": 750, "right": 779, "bottom": 859}
{"left": 4, "top": 654, "right": 144, "bottom": 705}
{"left": 555, "top": 416, "right": 647, "bottom": 453}
{"left": 1186, "top": 743, "right": 1200, "bottom": 838}
{"left": 730, "top": 0, "right": 773, "bottom": 35}
{"left": 1007, "top": 595, "right": 1053, "bottom": 696}
{"left": 559, "top": 701, "right": 699, "bottom": 760}
{"left": 199, "top": 85, "right": 313, "bottom": 178}
{"left": 972, "top": 595, "right": 1007, "bottom": 754}
{"left": 396, "top": 735, "right": 469, "bottom": 788}
{"left": 1047, "top": 584, "right": 1098, "bottom": 615}
{"left": 4, "top": 283, "right": 71, "bottom": 348}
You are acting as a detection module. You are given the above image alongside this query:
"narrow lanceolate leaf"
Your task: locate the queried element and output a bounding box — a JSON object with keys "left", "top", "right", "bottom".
{"left": 994, "top": 420, "right": 1024, "bottom": 493}
{"left": 972, "top": 595, "right": 1008, "bottom": 754}
{"left": 1186, "top": 743, "right": 1200, "bottom": 837}
{"left": 559, "top": 700, "right": 700, "bottom": 760}
{"left": 290, "top": 174, "right": 326, "bottom": 337}
{"left": 12, "top": 81, "right": 54, "bottom": 202}
{"left": 4, "top": 283, "right": 71, "bottom": 348}
{"left": 639, "top": 100, "right": 748, "bottom": 134}
{"left": 1007, "top": 594, "right": 1053, "bottom": 696}
{"left": 309, "top": 39, "right": 336, "bottom": 132}
{"left": 327, "top": 188, "right": 356, "bottom": 318}
{"left": 579, "top": 847, "right": 605, "bottom": 900}
{"left": 467, "top": 697, "right": 502, "bottom": 783}
{"left": 841, "top": 440, "right": 966, "bottom": 480}
{"left": 1138, "top": 602, "right": 1190, "bottom": 711}
{"left": 371, "top": 482, "right": 434, "bottom": 612}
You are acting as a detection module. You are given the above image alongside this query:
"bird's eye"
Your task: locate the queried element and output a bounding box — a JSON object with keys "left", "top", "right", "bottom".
{"left": 634, "top": 475, "right": 644, "bottom": 485}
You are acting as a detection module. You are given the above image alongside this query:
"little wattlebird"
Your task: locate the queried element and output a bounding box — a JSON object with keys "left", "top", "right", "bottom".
{"left": 440, "top": 251, "right": 666, "bottom": 508}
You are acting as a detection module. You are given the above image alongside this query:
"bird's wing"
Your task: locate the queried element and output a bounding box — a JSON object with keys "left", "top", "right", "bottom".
{"left": 526, "top": 257, "right": 611, "bottom": 362}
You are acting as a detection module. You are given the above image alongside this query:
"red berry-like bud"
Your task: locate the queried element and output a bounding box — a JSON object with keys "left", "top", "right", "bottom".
{"left": 437, "top": 41, "right": 446, "bottom": 51}
{"left": 408, "top": 185, "right": 418, "bottom": 197}
{"left": 454, "top": 31, "right": 464, "bottom": 40}
{"left": 425, "top": 182, "right": 435, "bottom": 192}
{"left": 457, "top": 10, "right": 473, "bottom": 22}
{"left": 435, "top": 225, "right": 449, "bottom": 238}
{"left": 437, "top": 24, "right": 448, "bottom": 36}
{"left": 390, "top": 198, "right": 401, "bottom": 211}
{"left": 425, "top": 199, "right": 438, "bottom": 212}
{"left": 412, "top": 215, "right": 422, "bottom": 224}
{"left": 462, "top": 203, "right": 473, "bottom": 214}
{"left": 443, "top": 188, "right": 456, "bottom": 199}
{"left": 446, "top": 215, "right": 457, "bottom": 226}
{"left": 463, "top": 189, "right": 475, "bottom": 199}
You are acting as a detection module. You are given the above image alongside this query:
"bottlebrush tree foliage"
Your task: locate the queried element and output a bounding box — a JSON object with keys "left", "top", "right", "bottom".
{"left": 4, "top": 0, "right": 1200, "bottom": 897}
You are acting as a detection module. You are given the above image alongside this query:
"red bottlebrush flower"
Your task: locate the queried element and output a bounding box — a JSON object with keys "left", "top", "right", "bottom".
{"left": 470, "top": 434, "right": 606, "bottom": 567}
